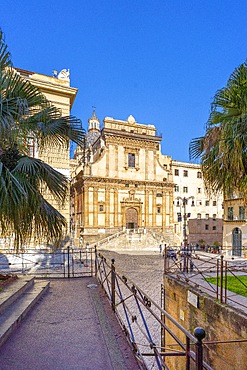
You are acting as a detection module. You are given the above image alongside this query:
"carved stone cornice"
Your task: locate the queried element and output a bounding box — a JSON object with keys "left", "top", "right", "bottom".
{"left": 72, "top": 175, "right": 174, "bottom": 189}
{"left": 105, "top": 135, "right": 159, "bottom": 150}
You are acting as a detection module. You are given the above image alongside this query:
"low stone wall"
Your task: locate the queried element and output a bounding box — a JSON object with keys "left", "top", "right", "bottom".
{"left": 164, "top": 275, "right": 247, "bottom": 370}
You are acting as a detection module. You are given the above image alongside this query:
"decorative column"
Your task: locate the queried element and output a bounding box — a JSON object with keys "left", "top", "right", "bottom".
{"left": 152, "top": 190, "right": 156, "bottom": 227}
{"left": 73, "top": 187, "right": 78, "bottom": 240}
{"left": 93, "top": 187, "right": 98, "bottom": 227}
{"left": 84, "top": 185, "right": 89, "bottom": 227}
{"left": 105, "top": 186, "right": 110, "bottom": 227}
{"left": 162, "top": 190, "right": 167, "bottom": 230}
{"left": 114, "top": 189, "right": 118, "bottom": 227}
{"left": 169, "top": 190, "right": 174, "bottom": 224}
{"left": 153, "top": 151, "right": 157, "bottom": 178}
{"left": 115, "top": 146, "right": 118, "bottom": 174}
{"left": 145, "top": 149, "right": 149, "bottom": 180}
{"left": 145, "top": 188, "right": 149, "bottom": 227}
{"left": 106, "top": 147, "right": 109, "bottom": 177}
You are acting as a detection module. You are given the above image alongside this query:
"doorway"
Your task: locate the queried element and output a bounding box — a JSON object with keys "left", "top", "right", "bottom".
{"left": 126, "top": 208, "right": 138, "bottom": 229}
{"left": 232, "top": 227, "right": 242, "bottom": 256}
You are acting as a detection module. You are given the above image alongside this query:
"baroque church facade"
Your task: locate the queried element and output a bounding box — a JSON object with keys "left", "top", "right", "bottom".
{"left": 71, "top": 113, "right": 175, "bottom": 246}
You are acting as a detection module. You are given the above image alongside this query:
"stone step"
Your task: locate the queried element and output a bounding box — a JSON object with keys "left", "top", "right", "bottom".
{"left": 0, "top": 279, "right": 50, "bottom": 347}
{"left": 0, "top": 276, "right": 35, "bottom": 315}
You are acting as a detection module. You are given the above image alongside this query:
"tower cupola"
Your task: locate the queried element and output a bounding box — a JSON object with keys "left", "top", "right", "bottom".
{"left": 88, "top": 108, "right": 100, "bottom": 132}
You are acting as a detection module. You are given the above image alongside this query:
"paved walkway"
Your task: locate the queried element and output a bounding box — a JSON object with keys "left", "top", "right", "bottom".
{"left": 0, "top": 277, "right": 140, "bottom": 370}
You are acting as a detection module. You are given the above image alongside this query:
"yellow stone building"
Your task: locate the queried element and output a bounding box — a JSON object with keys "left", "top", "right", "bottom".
{"left": 15, "top": 68, "right": 77, "bottom": 227}
{"left": 71, "top": 113, "right": 174, "bottom": 246}
{"left": 223, "top": 197, "right": 247, "bottom": 257}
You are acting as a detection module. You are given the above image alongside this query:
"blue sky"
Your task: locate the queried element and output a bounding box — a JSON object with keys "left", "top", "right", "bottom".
{"left": 2, "top": 1, "right": 247, "bottom": 161}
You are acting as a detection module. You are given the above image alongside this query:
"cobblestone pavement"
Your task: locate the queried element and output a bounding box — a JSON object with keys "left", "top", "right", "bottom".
{"left": 101, "top": 250, "right": 165, "bottom": 305}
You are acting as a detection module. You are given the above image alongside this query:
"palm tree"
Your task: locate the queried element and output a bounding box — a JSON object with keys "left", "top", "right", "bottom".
{"left": 190, "top": 61, "right": 247, "bottom": 200}
{"left": 0, "top": 30, "right": 86, "bottom": 249}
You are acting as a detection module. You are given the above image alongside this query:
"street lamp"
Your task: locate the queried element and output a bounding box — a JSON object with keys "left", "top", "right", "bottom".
{"left": 176, "top": 196, "right": 195, "bottom": 247}
{"left": 176, "top": 196, "right": 195, "bottom": 273}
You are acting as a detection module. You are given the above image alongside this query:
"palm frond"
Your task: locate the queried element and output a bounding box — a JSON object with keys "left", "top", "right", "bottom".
{"left": 0, "top": 30, "right": 12, "bottom": 70}
{"left": 190, "top": 60, "right": 247, "bottom": 200}
{"left": 13, "top": 156, "right": 69, "bottom": 202}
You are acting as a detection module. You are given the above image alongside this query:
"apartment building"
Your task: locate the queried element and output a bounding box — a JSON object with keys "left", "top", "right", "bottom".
{"left": 171, "top": 160, "right": 224, "bottom": 246}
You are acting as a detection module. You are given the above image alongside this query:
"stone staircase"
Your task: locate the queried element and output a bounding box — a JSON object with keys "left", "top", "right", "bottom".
{"left": 0, "top": 276, "right": 50, "bottom": 347}
{"left": 98, "top": 229, "right": 174, "bottom": 252}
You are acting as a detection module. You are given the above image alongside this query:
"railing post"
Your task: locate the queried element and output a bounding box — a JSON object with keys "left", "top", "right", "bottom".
{"left": 220, "top": 254, "right": 224, "bottom": 303}
{"left": 164, "top": 246, "right": 168, "bottom": 273}
{"left": 186, "top": 336, "right": 190, "bottom": 370}
{"left": 111, "top": 258, "right": 116, "bottom": 312}
{"left": 194, "top": 327, "right": 206, "bottom": 370}
{"left": 72, "top": 248, "right": 74, "bottom": 277}
{"left": 94, "top": 245, "right": 97, "bottom": 277}
{"left": 161, "top": 284, "right": 165, "bottom": 352}
{"left": 216, "top": 258, "right": 219, "bottom": 300}
{"left": 67, "top": 246, "right": 70, "bottom": 278}
{"left": 224, "top": 260, "right": 228, "bottom": 304}
{"left": 63, "top": 250, "right": 66, "bottom": 277}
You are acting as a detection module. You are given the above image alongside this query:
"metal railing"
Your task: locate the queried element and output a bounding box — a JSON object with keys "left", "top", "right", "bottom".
{"left": 163, "top": 248, "right": 247, "bottom": 312}
{"left": 0, "top": 247, "right": 95, "bottom": 277}
{"left": 95, "top": 252, "right": 211, "bottom": 370}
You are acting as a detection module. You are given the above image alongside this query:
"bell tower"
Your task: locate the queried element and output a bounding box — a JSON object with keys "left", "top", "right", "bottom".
{"left": 88, "top": 108, "right": 100, "bottom": 133}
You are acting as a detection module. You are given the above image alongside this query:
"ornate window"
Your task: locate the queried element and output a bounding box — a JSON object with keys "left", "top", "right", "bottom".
{"left": 228, "top": 207, "right": 233, "bottom": 220}
{"left": 239, "top": 206, "right": 245, "bottom": 220}
{"left": 174, "top": 169, "right": 179, "bottom": 176}
{"left": 128, "top": 153, "right": 135, "bottom": 167}
{"left": 183, "top": 170, "right": 188, "bottom": 177}
{"left": 124, "top": 147, "right": 139, "bottom": 170}
{"left": 197, "top": 171, "right": 202, "bottom": 178}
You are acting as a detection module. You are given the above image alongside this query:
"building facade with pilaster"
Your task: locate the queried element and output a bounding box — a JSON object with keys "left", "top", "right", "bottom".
{"left": 15, "top": 68, "right": 77, "bottom": 226}
{"left": 171, "top": 160, "right": 224, "bottom": 247}
{"left": 71, "top": 113, "right": 174, "bottom": 246}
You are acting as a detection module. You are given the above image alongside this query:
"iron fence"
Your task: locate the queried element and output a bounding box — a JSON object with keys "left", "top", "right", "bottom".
{"left": 163, "top": 247, "right": 247, "bottom": 313}
{"left": 95, "top": 252, "right": 212, "bottom": 370}
{"left": 0, "top": 247, "right": 95, "bottom": 277}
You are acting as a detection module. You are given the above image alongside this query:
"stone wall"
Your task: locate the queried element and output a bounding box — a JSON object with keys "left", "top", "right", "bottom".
{"left": 164, "top": 275, "right": 247, "bottom": 369}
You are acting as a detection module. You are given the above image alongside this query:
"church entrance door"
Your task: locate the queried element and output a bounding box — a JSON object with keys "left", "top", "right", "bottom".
{"left": 126, "top": 208, "right": 138, "bottom": 229}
